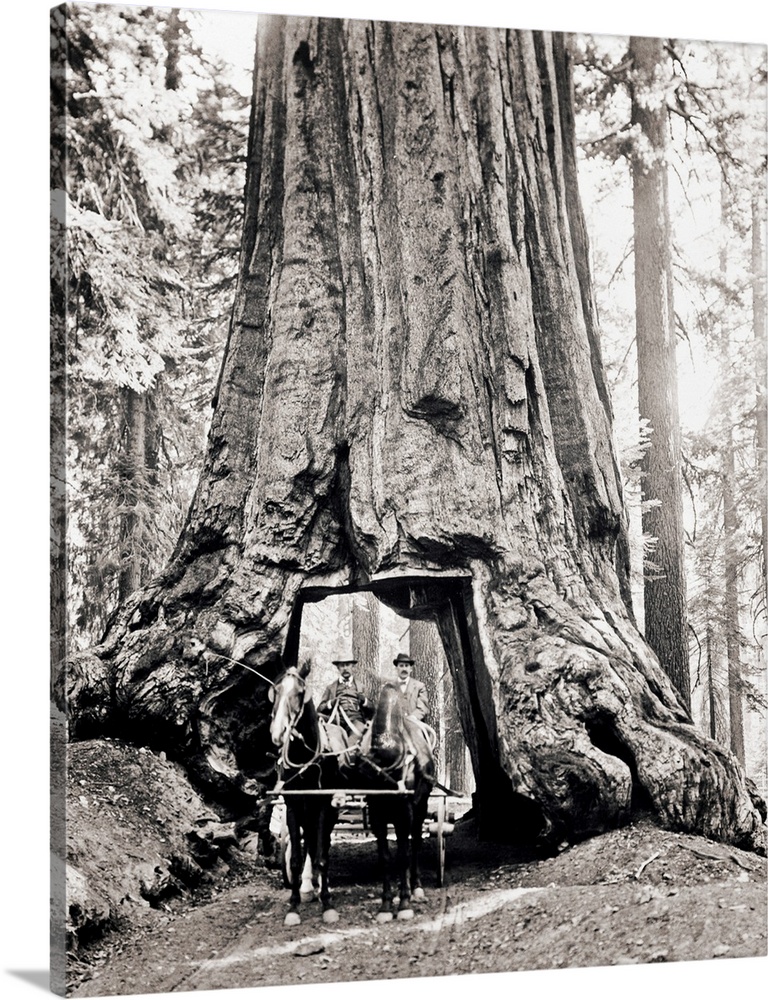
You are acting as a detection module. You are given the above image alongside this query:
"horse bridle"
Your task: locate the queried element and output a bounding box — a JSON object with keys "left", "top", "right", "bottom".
{"left": 271, "top": 670, "right": 415, "bottom": 785}
{"left": 270, "top": 668, "right": 327, "bottom": 776}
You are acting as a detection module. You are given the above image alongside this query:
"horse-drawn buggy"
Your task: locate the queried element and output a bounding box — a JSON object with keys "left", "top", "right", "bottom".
{"left": 270, "top": 787, "right": 454, "bottom": 889}
{"left": 267, "top": 659, "right": 456, "bottom": 926}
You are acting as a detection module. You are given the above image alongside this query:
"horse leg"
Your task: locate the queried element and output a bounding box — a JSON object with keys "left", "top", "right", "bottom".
{"left": 394, "top": 807, "right": 414, "bottom": 920}
{"left": 315, "top": 803, "right": 339, "bottom": 924}
{"left": 284, "top": 809, "right": 303, "bottom": 926}
{"left": 299, "top": 851, "right": 315, "bottom": 901}
{"left": 410, "top": 791, "right": 428, "bottom": 902}
{"left": 370, "top": 805, "right": 394, "bottom": 922}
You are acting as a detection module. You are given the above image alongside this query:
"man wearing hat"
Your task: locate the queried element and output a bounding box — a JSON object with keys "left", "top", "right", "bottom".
{"left": 318, "top": 657, "right": 373, "bottom": 741}
{"left": 393, "top": 652, "right": 434, "bottom": 781}
{"left": 393, "top": 652, "right": 429, "bottom": 722}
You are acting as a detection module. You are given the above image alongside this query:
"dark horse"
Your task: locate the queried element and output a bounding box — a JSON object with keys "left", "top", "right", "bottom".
{"left": 361, "top": 683, "right": 435, "bottom": 922}
{"left": 269, "top": 660, "right": 342, "bottom": 926}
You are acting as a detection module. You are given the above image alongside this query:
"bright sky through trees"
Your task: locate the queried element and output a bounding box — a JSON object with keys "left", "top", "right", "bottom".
{"left": 191, "top": 9, "right": 259, "bottom": 95}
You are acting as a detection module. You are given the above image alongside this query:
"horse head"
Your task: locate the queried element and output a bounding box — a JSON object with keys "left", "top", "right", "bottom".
{"left": 269, "top": 659, "right": 312, "bottom": 747}
{"left": 369, "top": 683, "right": 408, "bottom": 770}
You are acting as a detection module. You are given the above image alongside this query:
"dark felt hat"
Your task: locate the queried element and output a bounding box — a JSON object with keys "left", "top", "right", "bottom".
{"left": 393, "top": 652, "right": 415, "bottom": 665}
{"left": 332, "top": 657, "right": 358, "bottom": 666}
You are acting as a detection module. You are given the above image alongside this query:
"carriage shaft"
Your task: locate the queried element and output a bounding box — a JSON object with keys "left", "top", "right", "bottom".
{"left": 267, "top": 788, "right": 414, "bottom": 796}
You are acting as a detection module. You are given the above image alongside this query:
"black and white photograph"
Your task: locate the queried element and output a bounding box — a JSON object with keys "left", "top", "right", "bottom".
{"left": 8, "top": 1, "right": 768, "bottom": 998}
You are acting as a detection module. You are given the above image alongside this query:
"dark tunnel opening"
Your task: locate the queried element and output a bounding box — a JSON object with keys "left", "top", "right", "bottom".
{"left": 584, "top": 714, "right": 655, "bottom": 815}
{"left": 281, "top": 573, "right": 547, "bottom": 844}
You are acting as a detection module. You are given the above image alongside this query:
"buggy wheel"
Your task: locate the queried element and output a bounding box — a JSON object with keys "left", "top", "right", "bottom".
{"left": 435, "top": 794, "right": 446, "bottom": 887}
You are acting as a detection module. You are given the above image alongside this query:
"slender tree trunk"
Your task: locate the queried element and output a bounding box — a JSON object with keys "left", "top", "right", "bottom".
{"left": 722, "top": 433, "right": 746, "bottom": 765}
{"left": 351, "top": 591, "right": 381, "bottom": 700}
{"left": 409, "top": 619, "right": 446, "bottom": 777}
{"left": 717, "top": 186, "right": 746, "bottom": 768}
{"left": 706, "top": 624, "right": 717, "bottom": 740}
{"left": 62, "top": 17, "right": 764, "bottom": 852}
{"left": 115, "top": 386, "right": 158, "bottom": 604}
{"left": 115, "top": 12, "right": 181, "bottom": 603}
{"left": 117, "top": 387, "right": 148, "bottom": 602}
{"left": 164, "top": 10, "right": 182, "bottom": 92}
{"left": 408, "top": 619, "right": 442, "bottom": 725}
{"left": 51, "top": 238, "right": 68, "bottom": 669}
{"left": 628, "top": 35, "right": 691, "bottom": 710}
{"left": 442, "top": 665, "right": 467, "bottom": 793}
{"left": 753, "top": 194, "right": 768, "bottom": 605}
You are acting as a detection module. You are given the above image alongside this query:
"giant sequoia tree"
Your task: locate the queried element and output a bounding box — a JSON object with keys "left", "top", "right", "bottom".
{"left": 61, "top": 16, "right": 765, "bottom": 852}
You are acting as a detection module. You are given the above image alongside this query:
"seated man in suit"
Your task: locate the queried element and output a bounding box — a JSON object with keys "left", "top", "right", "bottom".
{"left": 317, "top": 657, "right": 374, "bottom": 744}
{"left": 392, "top": 651, "right": 435, "bottom": 783}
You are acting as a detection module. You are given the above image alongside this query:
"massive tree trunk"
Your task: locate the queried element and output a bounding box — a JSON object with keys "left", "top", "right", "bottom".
{"left": 628, "top": 36, "right": 691, "bottom": 711}
{"left": 60, "top": 17, "right": 765, "bottom": 851}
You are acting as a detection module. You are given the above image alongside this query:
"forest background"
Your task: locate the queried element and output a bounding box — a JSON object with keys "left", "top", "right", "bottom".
{"left": 3, "top": 2, "right": 766, "bottom": 1000}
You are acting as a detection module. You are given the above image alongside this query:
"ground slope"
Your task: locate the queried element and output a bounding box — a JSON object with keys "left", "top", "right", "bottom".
{"left": 64, "top": 741, "right": 767, "bottom": 996}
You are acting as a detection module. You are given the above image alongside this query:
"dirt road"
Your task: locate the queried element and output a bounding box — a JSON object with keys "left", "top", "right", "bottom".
{"left": 70, "top": 817, "right": 767, "bottom": 997}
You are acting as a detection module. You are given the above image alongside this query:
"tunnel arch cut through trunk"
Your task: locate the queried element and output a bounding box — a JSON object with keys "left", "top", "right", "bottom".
{"left": 285, "top": 571, "right": 546, "bottom": 842}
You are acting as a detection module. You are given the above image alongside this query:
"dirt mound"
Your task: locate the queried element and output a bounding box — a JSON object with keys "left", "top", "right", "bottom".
{"left": 63, "top": 740, "right": 243, "bottom": 953}
{"left": 453, "top": 815, "right": 766, "bottom": 889}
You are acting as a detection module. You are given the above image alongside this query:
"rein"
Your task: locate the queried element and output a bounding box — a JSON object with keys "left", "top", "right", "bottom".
{"left": 212, "top": 651, "right": 275, "bottom": 686}
{"left": 273, "top": 671, "right": 341, "bottom": 786}
{"left": 277, "top": 700, "right": 312, "bottom": 767}
{"left": 363, "top": 685, "right": 424, "bottom": 788}
{"left": 327, "top": 698, "right": 362, "bottom": 736}
{"left": 278, "top": 721, "right": 356, "bottom": 786}
{"left": 362, "top": 750, "right": 407, "bottom": 788}
{"left": 275, "top": 677, "right": 316, "bottom": 766}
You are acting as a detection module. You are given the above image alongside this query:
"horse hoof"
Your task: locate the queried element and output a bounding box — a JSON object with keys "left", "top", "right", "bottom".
{"left": 322, "top": 909, "right": 339, "bottom": 924}
{"left": 284, "top": 912, "right": 301, "bottom": 927}
{"left": 412, "top": 888, "right": 425, "bottom": 902}
{"left": 396, "top": 908, "right": 414, "bottom": 920}
{"left": 376, "top": 911, "right": 394, "bottom": 923}
{"left": 300, "top": 891, "right": 314, "bottom": 903}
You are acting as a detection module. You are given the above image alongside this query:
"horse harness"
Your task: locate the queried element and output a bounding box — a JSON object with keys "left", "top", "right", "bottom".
{"left": 270, "top": 668, "right": 356, "bottom": 784}
{"left": 270, "top": 669, "right": 429, "bottom": 790}
{"left": 325, "top": 696, "right": 364, "bottom": 736}
{"left": 270, "top": 668, "right": 322, "bottom": 781}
